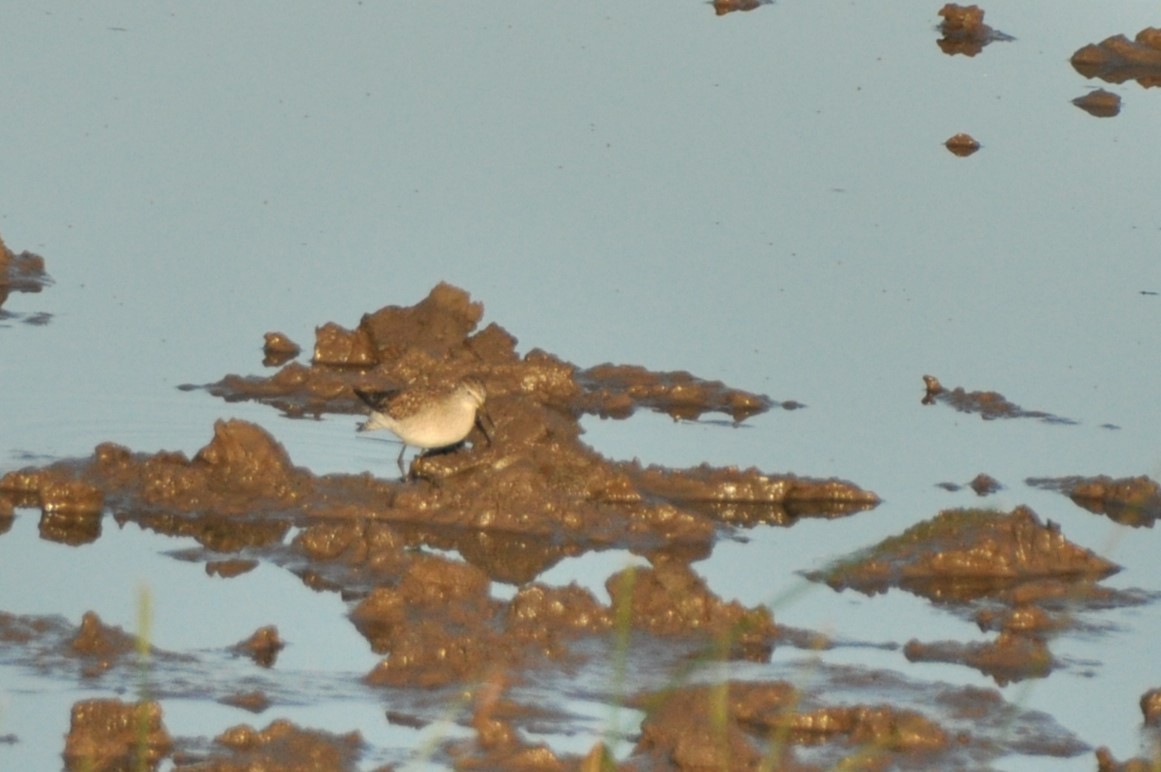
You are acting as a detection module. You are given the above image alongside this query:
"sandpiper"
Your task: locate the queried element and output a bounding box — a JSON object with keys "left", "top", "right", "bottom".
{"left": 354, "top": 376, "right": 495, "bottom": 473}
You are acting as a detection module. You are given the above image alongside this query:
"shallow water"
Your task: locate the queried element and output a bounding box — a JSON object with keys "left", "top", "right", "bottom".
{"left": 3, "top": 1, "right": 1161, "bottom": 769}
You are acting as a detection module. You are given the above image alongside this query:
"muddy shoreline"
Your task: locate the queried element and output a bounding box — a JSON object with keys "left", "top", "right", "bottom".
{"left": 2, "top": 284, "right": 1157, "bottom": 768}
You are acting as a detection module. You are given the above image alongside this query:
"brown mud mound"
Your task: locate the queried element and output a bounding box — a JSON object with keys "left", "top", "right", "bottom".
{"left": 0, "top": 231, "right": 52, "bottom": 318}
{"left": 905, "top": 631, "right": 1054, "bottom": 685}
{"left": 1027, "top": 474, "right": 1161, "bottom": 527}
{"left": 232, "top": 625, "right": 285, "bottom": 668}
{"left": 1072, "top": 27, "right": 1161, "bottom": 87}
{"left": 0, "top": 608, "right": 188, "bottom": 682}
{"left": 351, "top": 556, "right": 778, "bottom": 689}
{"left": 814, "top": 506, "right": 1118, "bottom": 598}
{"left": 262, "top": 331, "right": 301, "bottom": 367}
{"left": 632, "top": 680, "right": 947, "bottom": 769}
{"left": 937, "top": 472, "right": 1001, "bottom": 496}
{"left": 3, "top": 284, "right": 876, "bottom": 567}
{"left": 921, "top": 374, "right": 1077, "bottom": 423}
{"left": 812, "top": 506, "right": 1127, "bottom": 683}
{"left": 712, "top": 0, "right": 771, "bottom": 17}
{"left": 1072, "top": 88, "right": 1122, "bottom": 117}
{"left": 194, "top": 282, "right": 785, "bottom": 424}
{"left": 63, "top": 698, "right": 172, "bottom": 771}
{"left": 944, "top": 132, "right": 981, "bottom": 157}
{"left": 173, "top": 719, "right": 363, "bottom": 771}
{"left": 937, "top": 4, "right": 1012, "bottom": 57}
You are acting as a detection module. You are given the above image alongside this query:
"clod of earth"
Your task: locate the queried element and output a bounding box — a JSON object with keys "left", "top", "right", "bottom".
{"left": 944, "top": 133, "right": 981, "bottom": 157}
{"left": 233, "top": 625, "right": 285, "bottom": 668}
{"left": 811, "top": 506, "right": 1136, "bottom": 686}
{"left": 813, "top": 506, "right": 1119, "bottom": 599}
{"left": 1071, "top": 27, "right": 1161, "bottom": 86}
{"left": 63, "top": 698, "right": 172, "bottom": 771}
{"left": 632, "top": 680, "right": 948, "bottom": 769}
{"left": 937, "top": 4, "right": 1012, "bottom": 56}
{"left": 1072, "top": 88, "right": 1122, "bottom": 117}
{"left": 195, "top": 719, "right": 363, "bottom": 770}
{"left": 262, "top": 331, "right": 301, "bottom": 367}
{"left": 1026, "top": 474, "right": 1161, "bottom": 527}
{"left": 711, "top": 0, "right": 771, "bottom": 17}
{"left": 0, "top": 230, "right": 52, "bottom": 315}
{"left": 904, "top": 631, "right": 1055, "bottom": 686}
{"left": 922, "top": 374, "right": 1077, "bottom": 423}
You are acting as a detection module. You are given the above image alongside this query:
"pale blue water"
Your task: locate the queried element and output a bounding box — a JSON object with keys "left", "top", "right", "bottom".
{"left": 3, "top": 1, "right": 1161, "bottom": 768}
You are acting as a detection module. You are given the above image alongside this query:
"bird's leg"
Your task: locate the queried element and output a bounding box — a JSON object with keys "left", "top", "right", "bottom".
{"left": 476, "top": 407, "right": 496, "bottom": 446}
{"left": 395, "top": 445, "right": 407, "bottom": 477}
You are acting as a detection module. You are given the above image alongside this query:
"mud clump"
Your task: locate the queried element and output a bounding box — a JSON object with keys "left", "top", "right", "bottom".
{"left": 905, "top": 631, "right": 1054, "bottom": 685}
{"left": 232, "top": 625, "right": 285, "bottom": 668}
{"left": 351, "top": 552, "right": 775, "bottom": 689}
{"left": 181, "top": 719, "right": 363, "bottom": 771}
{"left": 937, "top": 473, "right": 1002, "bottom": 496}
{"left": 262, "top": 331, "right": 301, "bottom": 367}
{"left": 607, "top": 561, "right": 778, "bottom": 661}
{"left": 937, "top": 4, "right": 1012, "bottom": 56}
{"left": 944, "top": 132, "right": 981, "bottom": 157}
{"left": 712, "top": 0, "right": 771, "bottom": 16}
{"left": 1072, "top": 28, "right": 1161, "bottom": 87}
{"left": 815, "top": 506, "right": 1118, "bottom": 598}
{"left": 922, "top": 374, "right": 1077, "bottom": 423}
{"left": 69, "top": 611, "right": 142, "bottom": 677}
{"left": 1027, "top": 474, "right": 1161, "bottom": 527}
{"left": 63, "top": 698, "right": 172, "bottom": 771}
{"left": 219, "top": 691, "right": 271, "bottom": 714}
{"left": 1072, "top": 88, "right": 1122, "bottom": 117}
{"left": 3, "top": 285, "right": 876, "bottom": 566}
{"left": 0, "top": 231, "right": 52, "bottom": 314}
{"left": 812, "top": 506, "right": 1123, "bottom": 683}
{"left": 632, "top": 680, "right": 948, "bottom": 769}
{"left": 1141, "top": 687, "right": 1161, "bottom": 727}
{"left": 197, "top": 282, "right": 791, "bottom": 426}
{"left": 206, "top": 558, "right": 259, "bottom": 578}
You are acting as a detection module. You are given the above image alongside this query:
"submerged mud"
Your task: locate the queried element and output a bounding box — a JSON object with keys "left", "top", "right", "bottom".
{"left": 0, "top": 284, "right": 1143, "bottom": 768}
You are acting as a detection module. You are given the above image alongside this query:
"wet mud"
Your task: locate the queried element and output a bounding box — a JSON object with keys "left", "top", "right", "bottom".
{"left": 1096, "top": 689, "right": 1161, "bottom": 772}
{"left": 936, "top": 4, "right": 1012, "bottom": 57}
{"left": 1073, "top": 88, "right": 1123, "bottom": 117}
{"left": 0, "top": 231, "right": 51, "bottom": 324}
{"left": 936, "top": 472, "right": 1001, "bottom": 496}
{"left": 938, "top": 4, "right": 1012, "bottom": 56}
{"left": 943, "top": 133, "right": 980, "bottom": 157}
{"left": 711, "top": 0, "right": 771, "bottom": 17}
{"left": 922, "top": 374, "right": 1079, "bottom": 424}
{"left": 811, "top": 506, "right": 1139, "bottom": 685}
{"left": 1027, "top": 474, "right": 1161, "bottom": 527}
{"left": 0, "top": 284, "right": 1152, "bottom": 768}
{"left": 1072, "top": 27, "right": 1161, "bottom": 87}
